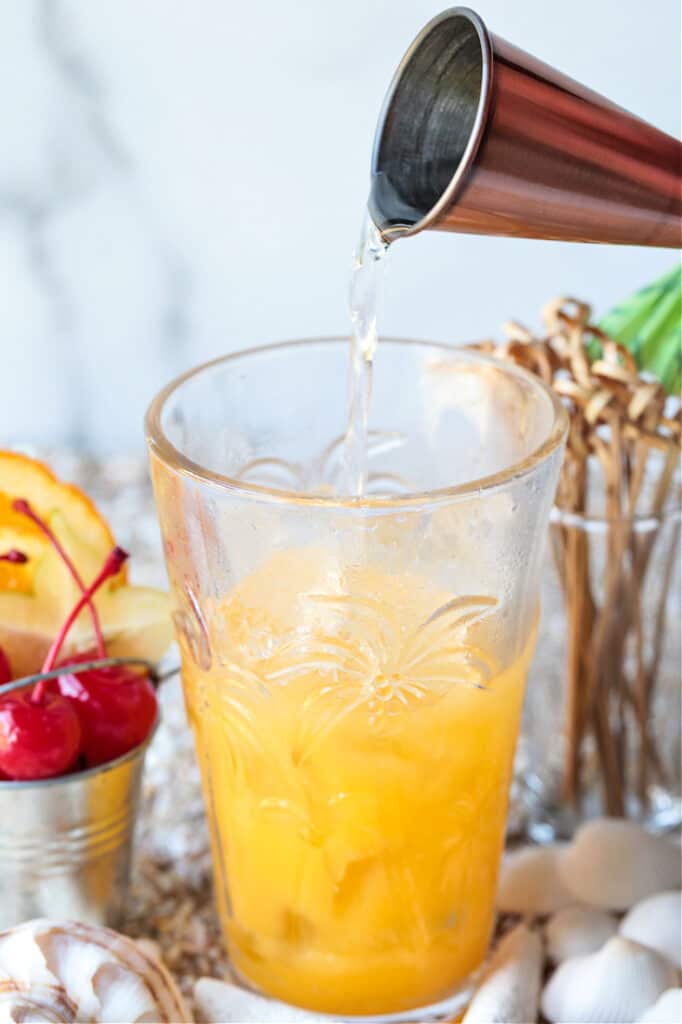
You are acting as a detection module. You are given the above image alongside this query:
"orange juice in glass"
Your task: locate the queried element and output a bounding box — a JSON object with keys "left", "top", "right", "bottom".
{"left": 147, "top": 340, "right": 566, "bottom": 1018}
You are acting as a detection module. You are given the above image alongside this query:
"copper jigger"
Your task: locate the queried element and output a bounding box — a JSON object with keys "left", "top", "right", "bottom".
{"left": 370, "top": 7, "right": 681, "bottom": 246}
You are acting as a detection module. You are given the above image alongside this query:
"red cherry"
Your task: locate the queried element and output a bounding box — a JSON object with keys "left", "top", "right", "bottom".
{"left": 0, "top": 647, "right": 11, "bottom": 687}
{"left": 0, "top": 647, "right": 13, "bottom": 778}
{"left": 54, "top": 651, "right": 157, "bottom": 766}
{"left": 0, "top": 689, "right": 81, "bottom": 780}
{"left": 9, "top": 505, "right": 158, "bottom": 773}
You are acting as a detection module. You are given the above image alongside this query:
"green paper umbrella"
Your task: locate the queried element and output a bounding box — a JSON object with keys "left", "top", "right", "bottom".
{"left": 599, "top": 265, "right": 681, "bottom": 394}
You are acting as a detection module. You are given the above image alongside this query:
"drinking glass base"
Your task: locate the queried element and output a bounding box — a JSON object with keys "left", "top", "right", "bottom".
{"left": 230, "top": 962, "right": 473, "bottom": 1023}
{"left": 316, "top": 987, "right": 473, "bottom": 1023}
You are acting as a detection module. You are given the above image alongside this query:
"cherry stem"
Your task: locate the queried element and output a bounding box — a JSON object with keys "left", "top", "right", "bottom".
{"left": 13, "top": 498, "right": 107, "bottom": 658}
{"left": 35, "top": 546, "right": 129, "bottom": 702}
{"left": 0, "top": 549, "right": 28, "bottom": 563}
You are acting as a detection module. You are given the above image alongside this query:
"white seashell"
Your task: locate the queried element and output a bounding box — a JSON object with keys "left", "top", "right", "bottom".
{"left": 542, "top": 935, "right": 679, "bottom": 1024}
{"left": 0, "top": 982, "right": 76, "bottom": 1023}
{"left": 462, "top": 922, "right": 543, "bottom": 1023}
{"left": 194, "top": 977, "right": 322, "bottom": 1022}
{"left": 545, "top": 904, "right": 618, "bottom": 963}
{"left": 0, "top": 919, "right": 192, "bottom": 1023}
{"left": 497, "top": 844, "right": 573, "bottom": 916}
{"left": 635, "top": 988, "right": 682, "bottom": 1023}
{"left": 621, "top": 891, "right": 682, "bottom": 968}
{"left": 559, "top": 818, "right": 682, "bottom": 911}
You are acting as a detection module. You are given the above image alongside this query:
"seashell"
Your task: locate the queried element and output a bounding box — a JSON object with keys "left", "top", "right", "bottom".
{"left": 541, "top": 935, "right": 679, "bottom": 1024}
{"left": 621, "top": 891, "right": 682, "bottom": 968}
{"left": 462, "top": 922, "right": 543, "bottom": 1023}
{"left": 497, "top": 844, "right": 573, "bottom": 916}
{"left": 635, "top": 988, "right": 682, "bottom": 1023}
{"left": 559, "top": 818, "right": 682, "bottom": 911}
{"left": 0, "top": 919, "right": 192, "bottom": 1023}
{"left": 194, "top": 976, "right": 322, "bottom": 1022}
{"left": 545, "top": 904, "right": 618, "bottom": 963}
{"left": 0, "top": 982, "right": 77, "bottom": 1023}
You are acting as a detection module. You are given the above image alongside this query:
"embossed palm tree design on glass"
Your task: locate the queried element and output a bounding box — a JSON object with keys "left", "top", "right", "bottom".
{"left": 240, "top": 591, "right": 497, "bottom": 761}
{"left": 147, "top": 339, "right": 566, "bottom": 1018}
{"left": 202, "top": 585, "right": 498, "bottom": 806}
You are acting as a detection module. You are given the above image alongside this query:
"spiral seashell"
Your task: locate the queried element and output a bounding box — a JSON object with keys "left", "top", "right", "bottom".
{"left": 0, "top": 982, "right": 77, "bottom": 1023}
{"left": 0, "top": 919, "right": 192, "bottom": 1023}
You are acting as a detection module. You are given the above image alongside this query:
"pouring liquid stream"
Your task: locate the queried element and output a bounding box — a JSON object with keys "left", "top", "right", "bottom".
{"left": 343, "top": 216, "right": 390, "bottom": 496}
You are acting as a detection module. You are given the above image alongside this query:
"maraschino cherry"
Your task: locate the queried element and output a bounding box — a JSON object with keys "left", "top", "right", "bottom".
{"left": 0, "top": 689, "right": 81, "bottom": 780}
{"left": 0, "top": 537, "right": 128, "bottom": 781}
{"left": 55, "top": 652, "right": 157, "bottom": 766}
{"left": 0, "top": 610, "right": 15, "bottom": 778}
{"left": 39, "top": 545, "right": 158, "bottom": 766}
{"left": 0, "top": 649, "right": 11, "bottom": 687}
{"left": 0, "top": 544, "right": 83, "bottom": 780}
{"left": 0, "top": 643, "right": 12, "bottom": 779}
{"left": 12, "top": 500, "right": 158, "bottom": 768}
{"left": 0, "top": 503, "right": 159, "bottom": 780}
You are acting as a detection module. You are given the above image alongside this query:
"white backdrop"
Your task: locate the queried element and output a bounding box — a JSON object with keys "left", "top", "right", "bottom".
{"left": 1, "top": 0, "right": 679, "bottom": 452}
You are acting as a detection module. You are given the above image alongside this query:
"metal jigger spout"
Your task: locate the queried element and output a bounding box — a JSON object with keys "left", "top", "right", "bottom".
{"left": 370, "top": 7, "right": 681, "bottom": 247}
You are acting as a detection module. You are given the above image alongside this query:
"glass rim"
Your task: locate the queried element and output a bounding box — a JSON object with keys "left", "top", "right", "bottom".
{"left": 145, "top": 337, "right": 569, "bottom": 510}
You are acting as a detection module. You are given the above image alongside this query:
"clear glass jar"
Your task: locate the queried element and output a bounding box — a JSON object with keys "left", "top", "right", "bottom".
{"left": 517, "top": 447, "right": 681, "bottom": 839}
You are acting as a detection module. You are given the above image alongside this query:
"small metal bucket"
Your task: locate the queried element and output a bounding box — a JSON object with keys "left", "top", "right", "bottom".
{"left": 0, "top": 718, "right": 156, "bottom": 930}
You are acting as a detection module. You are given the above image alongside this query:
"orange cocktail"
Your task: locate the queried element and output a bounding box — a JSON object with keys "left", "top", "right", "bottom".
{"left": 182, "top": 552, "right": 536, "bottom": 1015}
{"left": 147, "top": 339, "right": 566, "bottom": 1017}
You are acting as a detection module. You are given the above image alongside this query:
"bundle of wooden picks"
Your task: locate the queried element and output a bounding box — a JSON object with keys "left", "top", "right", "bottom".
{"left": 477, "top": 295, "right": 681, "bottom": 816}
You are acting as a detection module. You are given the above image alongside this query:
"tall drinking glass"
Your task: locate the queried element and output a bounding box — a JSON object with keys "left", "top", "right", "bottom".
{"left": 146, "top": 339, "right": 567, "bottom": 1019}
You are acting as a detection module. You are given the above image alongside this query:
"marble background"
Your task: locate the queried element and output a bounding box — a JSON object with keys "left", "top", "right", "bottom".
{"left": 1, "top": 0, "right": 679, "bottom": 453}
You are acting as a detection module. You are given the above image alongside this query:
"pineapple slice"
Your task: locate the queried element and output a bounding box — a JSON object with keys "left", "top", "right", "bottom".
{"left": 0, "top": 451, "right": 173, "bottom": 677}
